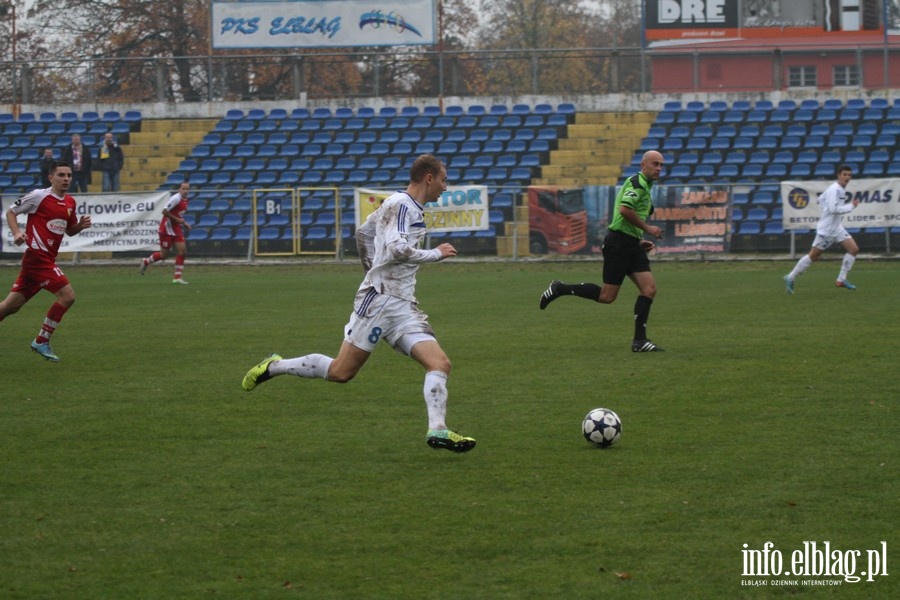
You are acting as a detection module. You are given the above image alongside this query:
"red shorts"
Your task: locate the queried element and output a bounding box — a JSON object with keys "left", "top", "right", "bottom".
{"left": 11, "top": 254, "right": 70, "bottom": 300}
{"left": 160, "top": 228, "right": 185, "bottom": 248}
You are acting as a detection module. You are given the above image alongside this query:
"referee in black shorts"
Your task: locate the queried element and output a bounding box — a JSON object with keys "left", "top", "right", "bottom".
{"left": 538, "top": 150, "right": 666, "bottom": 352}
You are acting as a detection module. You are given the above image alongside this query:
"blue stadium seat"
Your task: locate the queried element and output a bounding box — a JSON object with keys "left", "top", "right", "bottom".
{"left": 745, "top": 110, "right": 767, "bottom": 123}
{"left": 189, "top": 228, "right": 210, "bottom": 241}
{"left": 724, "top": 151, "right": 746, "bottom": 165}
{"left": 738, "top": 222, "right": 761, "bottom": 235}
{"left": 668, "top": 165, "right": 691, "bottom": 179}
{"left": 693, "top": 165, "right": 715, "bottom": 179}
{"left": 305, "top": 226, "right": 328, "bottom": 240}
{"left": 747, "top": 150, "right": 769, "bottom": 164}
{"left": 717, "top": 164, "right": 739, "bottom": 179}
{"left": 678, "top": 152, "right": 700, "bottom": 166}
{"left": 765, "top": 164, "right": 788, "bottom": 179}
{"left": 789, "top": 164, "right": 812, "bottom": 178}
{"left": 764, "top": 221, "right": 784, "bottom": 234}
{"left": 814, "top": 163, "right": 837, "bottom": 177}
{"left": 863, "top": 163, "right": 885, "bottom": 177}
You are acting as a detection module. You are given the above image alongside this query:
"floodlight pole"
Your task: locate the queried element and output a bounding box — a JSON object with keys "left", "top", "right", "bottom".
{"left": 437, "top": 0, "right": 444, "bottom": 113}
{"left": 1, "top": 2, "right": 17, "bottom": 118}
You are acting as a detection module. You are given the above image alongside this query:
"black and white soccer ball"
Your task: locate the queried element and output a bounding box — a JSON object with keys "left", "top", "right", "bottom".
{"left": 582, "top": 408, "right": 622, "bottom": 448}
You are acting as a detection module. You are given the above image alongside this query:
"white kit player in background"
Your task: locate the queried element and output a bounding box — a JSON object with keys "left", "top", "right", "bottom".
{"left": 784, "top": 165, "right": 860, "bottom": 293}
{"left": 241, "top": 154, "right": 476, "bottom": 453}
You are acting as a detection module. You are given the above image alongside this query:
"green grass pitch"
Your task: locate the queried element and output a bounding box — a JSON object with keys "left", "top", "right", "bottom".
{"left": 1, "top": 260, "right": 896, "bottom": 598}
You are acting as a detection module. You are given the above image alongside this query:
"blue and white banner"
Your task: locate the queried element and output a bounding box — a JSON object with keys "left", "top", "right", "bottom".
{"left": 2, "top": 192, "right": 167, "bottom": 253}
{"left": 780, "top": 178, "right": 900, "bottom": 230}
{"left": 212, "top": 0, "right": 436, "bottom": 49}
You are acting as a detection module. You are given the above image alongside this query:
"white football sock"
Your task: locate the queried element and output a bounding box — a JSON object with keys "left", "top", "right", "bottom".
{"left": 271, "top": 354, "right": 333, "bottom": 379}
{"left": 838, "top": 253, "right": 856, "bottom": 282}
{"left": 424, "top": 371, "right": 448, "bottom": 431}
{"left": 789, "top": 254, "right": 813, "bottom": 279}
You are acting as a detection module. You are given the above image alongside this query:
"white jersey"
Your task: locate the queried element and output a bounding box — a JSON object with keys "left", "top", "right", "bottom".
{"left": 815, "top": 181, "right": 855, "bottom": 237}
{"left": 355, "top": 191, "right": 441, "bottom": 301}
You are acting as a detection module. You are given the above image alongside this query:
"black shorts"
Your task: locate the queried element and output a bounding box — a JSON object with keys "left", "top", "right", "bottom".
{"left": 601, "top": 230, "right": 651, "bottom": 286}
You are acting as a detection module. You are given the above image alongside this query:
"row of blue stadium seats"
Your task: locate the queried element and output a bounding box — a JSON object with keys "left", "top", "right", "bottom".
{"left": 187, "top": 207, "right": 507, "bottom": 231}
{"left": 661, "top": 98, "right": 896, "bottom": 113}
{"left": 0, "top": 133, "right": 140, "bottom": 171}
{"left": 189, "top": 225, "right": 350, "bottom": 242}
{"left": 213, "top": 113, "right": 567, "bottom": 134}
{"left": 731, "top": 222, "right": 898, "bottom": 236}
{"left": 180, "top": 152, "right": 543, "bottom": 174}
{"left": 170, "top": 166, "right": 536, "bottom": 189}
{"left": 0, "top": 122, "right": 131, "bottom": 136}
{"left": 655, "top": 106, "right": 900, "bottom": 126}
{"left": 659, "top": 161, "right": 900, "bottom": 183}
{"left": 186, "top": 191, "right": 516, "bottom": 214}
{"left": 664, "top": 148, "right": 899, "bottom": 169}
{"left": 190, "top": 224, "right": 503, "bottom": 243}
{"left": 0, "top": 110, "right": 142, "bottom": 125}
{"left": 649, "top": 121, "right": 900, "bottom": 140}
{"left": 188, "top": 139, "right": 553, "bottom": 164}
{"left": 734, "top": 206, "right": 782, "bottom": 221}
{"left": 223, "top": 103, "right": 575, "bottom": 122}
{"left": 195, "top": 128, "right": 558, "bottom": 153}
{"left": 0, "top": 131, "right": 129, "bottom": 150}
{"left": 202, "top": 125, "right": 559, "bottom": 147}
{"left": 190, "top": 139, "right": 553, "bottom": 164}
{"left": 642, "top": 133, "right": 896, "bottom": 153}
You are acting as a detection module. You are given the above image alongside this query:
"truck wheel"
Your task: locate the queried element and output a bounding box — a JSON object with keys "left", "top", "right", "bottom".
{"left": 529, "top": 235, "right": 547, "bottom": 255}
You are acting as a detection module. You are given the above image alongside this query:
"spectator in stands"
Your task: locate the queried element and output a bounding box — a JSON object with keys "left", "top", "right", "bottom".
{"left": 538, "top": 149, "right": 666, "bottom": 353}
{"left": 241, "top": 154, "right": 476, "bottom": 453}
{"left": 784, "top": 165, "right": 860, "bottom": 293}
{"left": 60, "top": 133, "right": 92, "bottom": 193}
{"left": 38, "top": 147, "right": 55, "bottom": 187}
{"left": 96, "top": 133, "right": 125, "bottom": 192}
{"left": 0, "top": 161, "right": 93, "bottom": 362}
{"left": 139, "top": 181, "right": 192, "bottom": 284}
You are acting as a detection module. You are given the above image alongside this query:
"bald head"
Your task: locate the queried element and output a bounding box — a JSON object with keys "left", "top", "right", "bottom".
{"left": 641, "top": 151, "right": 663, "bottom": 181}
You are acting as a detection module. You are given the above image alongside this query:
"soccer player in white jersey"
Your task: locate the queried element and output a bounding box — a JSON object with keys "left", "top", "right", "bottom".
{"left": 242, "top": 154, "right": 476, "bottom": 453}
{"left": 784, "top": 165, "right": 860, "bottom": 293}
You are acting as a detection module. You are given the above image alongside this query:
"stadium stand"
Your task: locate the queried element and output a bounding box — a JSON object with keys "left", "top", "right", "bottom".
{"left": 634, "top": 97, "right": 899, "bottom": 241}
{"left": 139, "top": 103, "right": 572, "bottom": 244}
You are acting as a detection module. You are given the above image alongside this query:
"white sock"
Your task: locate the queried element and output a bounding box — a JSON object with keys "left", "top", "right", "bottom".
{"left": 424, "top": 371, "right": 448, "bottom": 431}
{"left": 789, "top": 254, "right": 813, "bottom": 279}
{"left": 838, "top": 253, "right": 856, "bottom": 282}
{"left": 271, "top": 354, "right": 333, "bottom": 379}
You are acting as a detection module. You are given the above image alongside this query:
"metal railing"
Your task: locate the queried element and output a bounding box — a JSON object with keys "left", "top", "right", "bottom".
{"left": 4, "top": 42, "right": 899, "bottom": 108}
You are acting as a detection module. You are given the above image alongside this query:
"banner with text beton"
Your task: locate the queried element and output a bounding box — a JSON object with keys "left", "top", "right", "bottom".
{"left": 354, "top": 186, "right": 489, "bottom": 233}
{"left": 2, "top": 192, "right": 167, "bottom": 253}
{"left": 780, "top": 179, "right": 900, "bottom": 231}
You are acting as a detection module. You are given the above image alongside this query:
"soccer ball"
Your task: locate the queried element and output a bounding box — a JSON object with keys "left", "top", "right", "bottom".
{"left": 582, "top": 408, "right": 622, "bottom": 448}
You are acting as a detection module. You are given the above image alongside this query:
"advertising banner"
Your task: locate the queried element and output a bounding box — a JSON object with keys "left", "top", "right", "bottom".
{"left": 649, "top": 185, "right": 730, "bottom": 253}
{"left": 2, "top": 192, "right": 167, "bottom": 253}
{"left": 354, "top": 186, "right": 489, "bottom": 232}
{"left": 644, "top": 0, "right": 880, "bottom": 45}
{"left": 212, "top": 0, "right": 436, "bottom": 49}
{"left": 780, "top": 178, "right": 900, "bottom": 230}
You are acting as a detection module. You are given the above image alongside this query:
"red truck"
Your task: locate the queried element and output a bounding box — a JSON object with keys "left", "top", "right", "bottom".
{"left": 528, "top": 186, "right": 588, "bottom": 255}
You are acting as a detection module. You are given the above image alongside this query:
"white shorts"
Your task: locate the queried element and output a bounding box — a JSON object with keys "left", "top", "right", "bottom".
{"left": 812, "top": 227, "right": 851, "bottom": 251}
{"left": 343, "top": 287, "right": 435, "bottom": 354}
